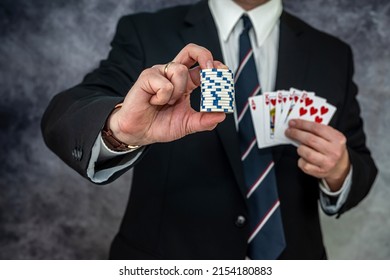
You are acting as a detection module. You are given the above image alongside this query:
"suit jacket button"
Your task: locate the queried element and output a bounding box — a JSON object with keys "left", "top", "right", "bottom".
{"left": 72, "top": 147, "right": 83, "bottom": 161}
{"left": 235, "top": 215, "right": 246, "bottom": 228}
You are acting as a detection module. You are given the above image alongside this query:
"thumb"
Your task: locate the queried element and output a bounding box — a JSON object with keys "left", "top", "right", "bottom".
{"left": 186, "top": 112, "right": 226, "bottom": 134}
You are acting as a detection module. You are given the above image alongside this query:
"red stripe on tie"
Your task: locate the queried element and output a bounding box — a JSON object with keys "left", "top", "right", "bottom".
{"left": 246, "top": 161, "right": 274, "bottom": 198}
{"left": 248, "top": 199, "right": 280, "bottom": 243}
{"left": 235, "top": 49, "right": 253, "bottom": 82}
{"left": 241, "top": 137, "right": 257, "bottom": 161}
{"left": 237, "top": 84, "right": 261, "bottom": 123}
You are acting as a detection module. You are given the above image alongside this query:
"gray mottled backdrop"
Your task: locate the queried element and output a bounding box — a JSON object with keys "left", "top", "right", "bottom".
{"left": 0, "top": 0, "right": 389, "bottom": 259}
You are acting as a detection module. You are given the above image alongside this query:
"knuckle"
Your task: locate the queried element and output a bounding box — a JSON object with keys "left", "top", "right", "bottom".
{"left": 306, "top": 152, "right": 316, "bottom": 163}
{"left": 204, "top": 48, "right": 212, "bottom": 57}
{"left": 187, "top": 43, "right": 196, "bottom": 48}
{"left": 323, "top": 158, "right": 333, "bottom": 171}
{"left": 286, "top": 128, "right": 296, "bottom": 138}
{"left": 334, "top": 149, "right": 342, "bottom": 159}
{"left": 163, "top": 82, "right": 174, "bottom": 93}
{"left": 139, "top": 69, "right": 148, "bottom": 78}
{"left": 312, "top": 123, "right": 322, "bottom": 135}
{"left": 339, "top": 134, "right": 347, "bottom": 146}
{"left": 298, "top": 159, "right": 309, "bottom": 173}
{"left": 329, "top": 147, "right": 341, "bottom": 160}
{"left": 141, "top": 68, "right": 155, "bottom": 78}
{"left": 306, "top": 135, "right": 318, "bottom": 147}
{"left": 302, "top": 164, "right": 311, "bottom": 173}
{"left": 176, "top": 63, "right": 188, "bottom": 74}
{"left": 298, "top": 158, "right": 304, "bottom": 168}
{"left": 297, "top": 145, "right": 305, "bottom": 156}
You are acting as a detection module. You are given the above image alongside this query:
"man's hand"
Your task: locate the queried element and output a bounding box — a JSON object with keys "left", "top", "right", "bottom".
{"left": 107, "top": 43, "right": 226, "bottom": 146}
{"left": 285, "top": 119, "right": 351, "bottom": 192}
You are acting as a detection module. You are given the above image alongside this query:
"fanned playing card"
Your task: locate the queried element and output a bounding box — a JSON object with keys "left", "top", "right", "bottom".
{"left": 249, "top": 95, "right": 275, "bottom": 149}
{"left": 249, "top": 87, "right": 337, "bottom": 148}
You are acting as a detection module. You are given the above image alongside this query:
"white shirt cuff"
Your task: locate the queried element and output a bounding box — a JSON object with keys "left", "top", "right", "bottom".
{"left": 319, "top": 166, "right": 353, "bottom": 215}
{"left": 86, "top": 132, "right": 144, "bottom": 183}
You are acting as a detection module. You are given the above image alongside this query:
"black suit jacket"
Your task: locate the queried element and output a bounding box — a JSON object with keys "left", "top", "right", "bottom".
{"left": 41, "top": 0, "right": 377, "bottom": 259}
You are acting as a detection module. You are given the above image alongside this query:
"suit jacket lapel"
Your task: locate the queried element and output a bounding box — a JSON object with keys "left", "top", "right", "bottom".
{"left": 273, "top": 11, "right": 309, "bottom": 163}
{"left": 275, "top": 12, "right": 308, "bottom": 91}
{"left": 179, "top": 0, "right": 247, "bottom": 196}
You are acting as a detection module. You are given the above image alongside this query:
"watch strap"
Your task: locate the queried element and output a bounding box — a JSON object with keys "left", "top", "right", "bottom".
{"left": 101, "top": 103, "right": 141, "bottom": 152}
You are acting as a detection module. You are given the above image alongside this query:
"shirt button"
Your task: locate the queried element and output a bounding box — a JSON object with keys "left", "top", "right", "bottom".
{"left": 235, "top": 215, "right": 246, "bottom": 228}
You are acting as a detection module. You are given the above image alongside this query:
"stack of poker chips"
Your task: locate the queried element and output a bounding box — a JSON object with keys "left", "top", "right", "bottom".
{"left": 200, "top": 68, "right": 235, "bottom": 113}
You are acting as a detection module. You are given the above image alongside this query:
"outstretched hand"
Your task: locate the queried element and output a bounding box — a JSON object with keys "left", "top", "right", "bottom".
{"left": 107, "top": 43, "right": 226, "bottom": 146}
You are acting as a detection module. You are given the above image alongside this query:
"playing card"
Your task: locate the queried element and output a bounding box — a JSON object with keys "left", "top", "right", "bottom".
{"left": 283, "top": 94, "right": 336, "bottom": 146}
{"left": 286, "top": 93, "right": 328, "bottom": 123}
{"left": 275, "top": 88, "right": 302, "bottom": 133}
{"left": 274, "top": 90, "right": 292, "bottom": 142}
{"left": 274, "top": 89, "right": 315, "bottom": 143}
{"left": 249, "top": 87, "right": 337, "bottom": 149}
{"left": 263, "top": 91, "right": 278, "bottom": 144}
{"left": 249, "top": 95, "right": 275, "bottom": 149}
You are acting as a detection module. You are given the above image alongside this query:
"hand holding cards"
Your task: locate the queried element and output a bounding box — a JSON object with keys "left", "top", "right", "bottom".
{"left": 249, "top": 88, "right": 336, "bottom": 148}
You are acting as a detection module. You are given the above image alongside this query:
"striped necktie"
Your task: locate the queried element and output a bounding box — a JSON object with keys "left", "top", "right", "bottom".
{"left": 235, "top": 15, "right": 286, "bottom": 259}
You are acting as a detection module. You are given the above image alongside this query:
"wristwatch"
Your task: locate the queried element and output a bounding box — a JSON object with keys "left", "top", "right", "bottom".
{"left": 101, "top": 103, "right": 141, "bottom": 152}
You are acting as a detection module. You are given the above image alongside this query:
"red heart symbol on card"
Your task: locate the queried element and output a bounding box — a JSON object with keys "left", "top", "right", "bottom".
{"left": 271, "top": 99, "right": 276, "bottom": 106}
{"left": 251, "top": 99, "right": 256, "bottom": 110}
{"left": 305, "top": 98, "right": 313, "bottom": 107}
{"left": 310, "top": 107, "right": 318, "bottom": 116}
{"left": 320, "top": 106, "right": 329, "bottom": 115}
{"left": 283, "top": 97, "right": 287, "bottom": 103}
{"left": 294, "top": 96, "right": 299, "bottom": 102}
{"left": 299, "top": 108, "right": 308, "bottom": 116}
{"left": 315, "top": 116, "right": 323, "bottom": 123}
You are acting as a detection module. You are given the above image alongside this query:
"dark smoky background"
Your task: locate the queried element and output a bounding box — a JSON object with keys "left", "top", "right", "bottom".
{"left": 0, "top": 0, "right": 389, "bottom": 259}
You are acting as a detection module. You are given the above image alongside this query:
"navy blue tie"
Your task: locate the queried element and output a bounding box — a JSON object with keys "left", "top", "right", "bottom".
{"left": 235, "top": 15, "right": 286, "bottom": 259}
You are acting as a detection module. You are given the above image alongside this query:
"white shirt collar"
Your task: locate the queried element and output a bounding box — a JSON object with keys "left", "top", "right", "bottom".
{"left": 209, "top": 0, "right": 282, "bottom": 46}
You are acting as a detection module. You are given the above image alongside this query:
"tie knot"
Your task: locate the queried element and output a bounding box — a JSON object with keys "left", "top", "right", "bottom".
{"left": 242, "top": 15, "right": 253, "bottom": 31}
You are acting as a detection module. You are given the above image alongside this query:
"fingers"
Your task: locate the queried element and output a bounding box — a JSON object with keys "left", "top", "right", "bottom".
{"left": 136, "top": 43, "right": 228, "bottom": 107}
{"left": 287, "top": 119, "right": 338, "bottom": 142}
{"left": 152, "top": 58, "right": 230, "bottom": 105}
{"left": 145, "top": 62, "right": 195, "bottom": 106}
{"left": 137, "top": 67, "right": 174, "bottom": 106}
{"left": 296, "top": 145, "right": 327, "bottom": 177}
{"left": 285, "top": 121, "right": 331, "bottom": 154}
{"left": 173, "top": 43, "right": 214, "bottom": 69}
{"left": 285, "top": 118, "right": 350, "bottom": 189}
{"left": 157, "top": 62, "right": 194, "bottom": 105}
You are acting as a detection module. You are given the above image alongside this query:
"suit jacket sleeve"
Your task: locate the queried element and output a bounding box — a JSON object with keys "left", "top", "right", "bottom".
{"left": 41, "top": 16, "right": 146, "bottom": 184}
{"left": 333, "top": 45, "right": 378, "bottom": 216}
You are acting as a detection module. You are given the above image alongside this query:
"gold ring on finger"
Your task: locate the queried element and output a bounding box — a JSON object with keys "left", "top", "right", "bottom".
{"left": 164, "top": 61, "right": 174, "bottom": 76}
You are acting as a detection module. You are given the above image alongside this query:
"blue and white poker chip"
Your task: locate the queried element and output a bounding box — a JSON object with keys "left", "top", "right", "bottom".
{"left": 200, "top": 68, "right": 235, "bottom": 113}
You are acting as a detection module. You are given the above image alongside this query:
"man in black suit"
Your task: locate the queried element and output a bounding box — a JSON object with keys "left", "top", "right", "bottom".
{"left": 41, "top": 0, "right": 377, "bottom": 259}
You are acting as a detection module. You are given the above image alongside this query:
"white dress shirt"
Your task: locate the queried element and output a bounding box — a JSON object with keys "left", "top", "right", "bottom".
{"left": 87, "top": 0, "right": 351, "bottom": 214}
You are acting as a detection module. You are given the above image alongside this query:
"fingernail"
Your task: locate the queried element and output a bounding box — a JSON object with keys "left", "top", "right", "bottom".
{"left": 289, "top": 120, "right": 296, "bottom": 127}
{"left": 206, "top": 60, "right": 213, "bottom": 69}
